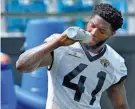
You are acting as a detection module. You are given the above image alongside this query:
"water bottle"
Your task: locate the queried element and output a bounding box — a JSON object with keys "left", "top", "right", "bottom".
{"left": 66, "top": 26, "right": 92, "bottom": 43}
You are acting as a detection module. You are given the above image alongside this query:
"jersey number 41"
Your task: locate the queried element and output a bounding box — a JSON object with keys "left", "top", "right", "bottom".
{"left": 62, "top": 63, "right": 106, "bottom": 105}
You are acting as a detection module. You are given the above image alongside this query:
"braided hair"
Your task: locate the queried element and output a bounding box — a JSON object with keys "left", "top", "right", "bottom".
{"left": 92, "top": 3, "right": 123, "bottom": 31}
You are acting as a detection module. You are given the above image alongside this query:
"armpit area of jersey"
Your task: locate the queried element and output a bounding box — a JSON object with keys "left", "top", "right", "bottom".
{"left": 48, "top": 51, "right": 54, "bottom": 70}
{"left": 113, "top": 75, "right": 127, "bottom": 85}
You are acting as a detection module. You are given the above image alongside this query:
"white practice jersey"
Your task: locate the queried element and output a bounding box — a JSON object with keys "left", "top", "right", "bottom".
{"left": 45, "top": 34, "right": 127, "bottom": 109}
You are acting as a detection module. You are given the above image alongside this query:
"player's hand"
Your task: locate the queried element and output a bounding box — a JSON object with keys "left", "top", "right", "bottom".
{"left": 54, "top": 30, "right": 78, "bottom": 46}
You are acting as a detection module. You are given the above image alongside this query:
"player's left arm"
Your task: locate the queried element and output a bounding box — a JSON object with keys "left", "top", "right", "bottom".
{"left": 107, "top": 79, "right": 130, "bottom": 109}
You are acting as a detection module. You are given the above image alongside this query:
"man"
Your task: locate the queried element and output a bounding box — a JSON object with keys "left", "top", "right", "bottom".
{"left": 16, "top": 3, "right": 130, "bottom": 109}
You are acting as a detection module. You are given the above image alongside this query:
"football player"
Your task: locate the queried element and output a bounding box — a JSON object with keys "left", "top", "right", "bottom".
{"left": 16, "top": 3, "right": 130, "bottom": 109}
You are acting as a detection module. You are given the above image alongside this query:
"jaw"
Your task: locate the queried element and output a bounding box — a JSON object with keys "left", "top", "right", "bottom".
{"left": 89, "top": 38, "right": 99, "bottom": 46}
{"left": 84, "top": 38, "right": 108, "bottom": 51}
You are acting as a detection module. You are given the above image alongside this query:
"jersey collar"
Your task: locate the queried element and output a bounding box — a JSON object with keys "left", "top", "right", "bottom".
{"left": 81, "top": 44, "right": 107, "bottom": 62}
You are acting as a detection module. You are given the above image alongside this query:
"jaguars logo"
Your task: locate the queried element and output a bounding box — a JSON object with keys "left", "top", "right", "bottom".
{"left": 100, "top": 58, "right": 110, "bottom": 68}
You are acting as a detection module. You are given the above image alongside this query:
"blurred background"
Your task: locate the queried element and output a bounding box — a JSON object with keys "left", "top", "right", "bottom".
{"left": 1, "top": 0, "right": 135, "bottom": 109}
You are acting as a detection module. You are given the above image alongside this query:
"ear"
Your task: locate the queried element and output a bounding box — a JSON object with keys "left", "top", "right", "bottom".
{"left": 88, "top": 15, "right": 92, "bottom": 19}
{"left": 112, "top": 31, "right": 116, "bottom": 36}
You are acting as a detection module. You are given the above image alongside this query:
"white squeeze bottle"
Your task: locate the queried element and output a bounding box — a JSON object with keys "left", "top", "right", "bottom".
{"left": 66, "top": 27, "right": 92, "bottom": 43}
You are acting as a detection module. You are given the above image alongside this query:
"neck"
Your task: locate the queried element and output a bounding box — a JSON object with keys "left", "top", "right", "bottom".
{"left": 89, "top": 44, "right": 105, "bottom": 54}
{"left": 91, "top": 45, "right": 105, "bottom": 54}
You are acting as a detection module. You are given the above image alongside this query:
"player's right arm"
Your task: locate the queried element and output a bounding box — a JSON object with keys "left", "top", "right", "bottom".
{"left": 16, "top": 32, "right": 76, "bottom": 73}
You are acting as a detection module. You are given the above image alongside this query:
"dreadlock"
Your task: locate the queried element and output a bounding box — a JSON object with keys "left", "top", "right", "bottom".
{"left": 92, "top": 3, "right": 123, "bottom": 31}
